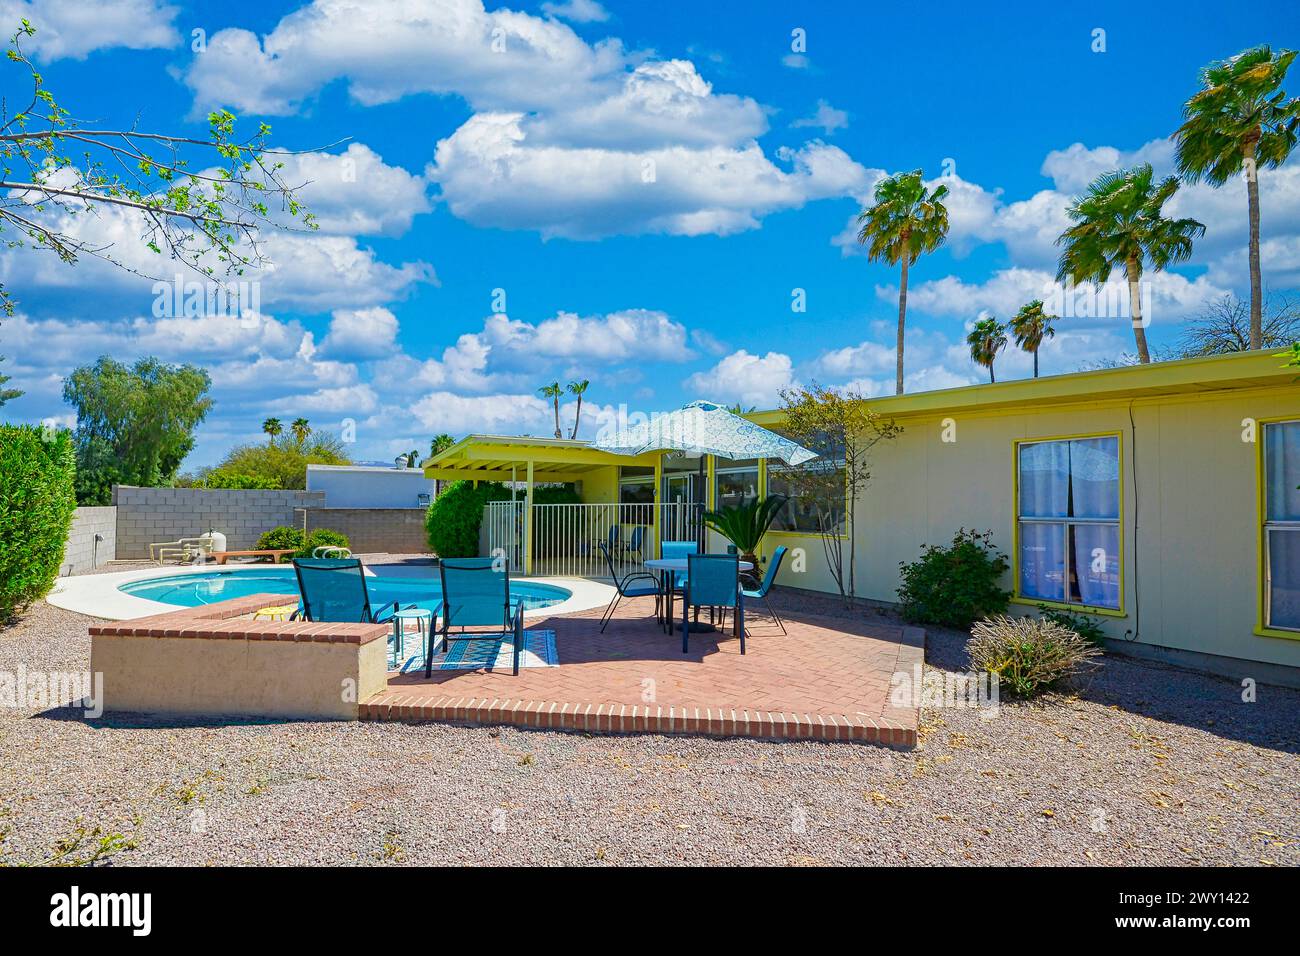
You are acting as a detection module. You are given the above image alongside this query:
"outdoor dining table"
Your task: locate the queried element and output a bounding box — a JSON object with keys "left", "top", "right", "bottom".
{"left": 644, "top": 557, "right": 753, "bottom": 634}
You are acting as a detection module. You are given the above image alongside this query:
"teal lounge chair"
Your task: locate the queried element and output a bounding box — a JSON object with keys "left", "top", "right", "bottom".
{"left": 292, "top": 557, "right": 412, "bottom": 624}
{"left": 426, "top": 557, "right": 524, "bottom": 677}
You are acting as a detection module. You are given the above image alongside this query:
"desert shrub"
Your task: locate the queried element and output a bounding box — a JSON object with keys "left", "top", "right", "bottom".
{"left": 425, "top": 480, "right": 511, "bottom": 557}
{"left": 300, "top": 528, "right": 349, "bottom": 558}
{"left": 202, "top": 471, "right": 281, "bottom": 490}
{"left": 896, "top": 528, "right": 1011, "bottom": 628}
{"left": 254, "top": 526, "right": 350, "bottom": 560}
{"left": 0, "top": 425, "right": 77, "bottom": 621}
{"left": 1037, "top": 604, "right": 1107, "bottom": 648}
{"left": 968, "top": 614, "right": 1103, "bottom": 698}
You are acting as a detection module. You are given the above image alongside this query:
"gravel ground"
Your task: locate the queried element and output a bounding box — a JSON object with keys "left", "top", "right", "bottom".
{"left": 1, "top": 567, "right": 1296, "bottom": 866}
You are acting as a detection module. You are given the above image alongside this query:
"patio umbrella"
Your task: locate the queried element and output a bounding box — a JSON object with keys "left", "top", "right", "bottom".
{"left": 593, "top": 400, "right": 818, "bottom": 465}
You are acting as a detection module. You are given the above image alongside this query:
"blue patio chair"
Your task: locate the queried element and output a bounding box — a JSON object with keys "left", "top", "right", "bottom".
{"left": 425, "top": 557, "right": 524, "bottom": 677}
{"left": 742, "top": 545, "right": 788, "bottom": 635}
{"left": 620, "top": 525, "right": 646, "bottom": 561}
{"left": 291, "top": 557, "right": 412, "bottom": 625}
{"left": 597, "top": 542, "right": 663, "bottom": 632}
{"left": 660, "top": 539, "right": 698, "bottom": 589}
{"left": 607, "top": 524, "right": 621, "bottom": 553}
{"left": 680, "top": 553, "right": 745, "bottom": 655}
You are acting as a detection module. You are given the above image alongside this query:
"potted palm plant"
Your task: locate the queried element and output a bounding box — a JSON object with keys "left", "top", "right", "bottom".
{"left": 702, "top": 494, "right": 789, "bottom": 571}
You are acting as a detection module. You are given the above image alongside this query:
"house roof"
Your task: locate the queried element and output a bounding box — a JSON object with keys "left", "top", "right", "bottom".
{"left": 749, "top": 349, "right": 1298, "bottom": 424}
{"left": 422, "top": 434, "right": 659, "bottom": 482}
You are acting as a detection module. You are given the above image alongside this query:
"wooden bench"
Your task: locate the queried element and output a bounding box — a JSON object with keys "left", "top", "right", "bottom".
{"left": 211, "top": 549, "right": 296, "bottom": 565}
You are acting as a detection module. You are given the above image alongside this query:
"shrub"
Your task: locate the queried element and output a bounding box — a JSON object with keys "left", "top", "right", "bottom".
{"left": 425, "top": 480, "right": 512, "bottom": 557}
{"left": 202, "top": 471, "right": 281, "bottom": 490}
{"left": 896, "top": 528, "right": 1011, "bottom": 628}
{"left": 968, "top": 614, "right": 1103, "bottom": 698}
{"left": 254, "top": 526, "right": 350, "bottom": 560}
{"left": 1036, "top": 604, "right": 1107, "bottom": 647}
{"left": 0, "top": 425, "right": 77, "bottom": 622}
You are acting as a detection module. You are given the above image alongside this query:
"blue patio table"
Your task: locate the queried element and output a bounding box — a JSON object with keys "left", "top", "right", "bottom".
{"left": 390, "top": 606, "right": 437, "bottom": 669}
{"left": 644, "top": 558, "right": 752, "bottom": 634}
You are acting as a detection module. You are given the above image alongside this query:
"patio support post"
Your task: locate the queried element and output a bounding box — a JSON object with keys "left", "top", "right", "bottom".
{"left": 523, "top": 459, "right": 534, "bottom": 575}
{"left": 653, "top": 454, "right": 662, "bottom": 558}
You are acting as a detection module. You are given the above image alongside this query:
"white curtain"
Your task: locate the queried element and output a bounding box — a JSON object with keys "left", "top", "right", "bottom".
{"left": 1265, "top": 421, "right": 1300, "bottom": 521}
{"left": 1019, "top": 442, "right": 1070, "bottom": 517}
{"left": 1019, "top": 522, "right": 1065, "bottom": 601}
{"left": 1071, "top": 524, "right": 1120, "bottom": 608}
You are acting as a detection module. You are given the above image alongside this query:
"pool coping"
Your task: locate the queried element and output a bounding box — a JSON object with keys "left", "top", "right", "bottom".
{"left": 46, "top": 563, "right": 616, "bottom": 621}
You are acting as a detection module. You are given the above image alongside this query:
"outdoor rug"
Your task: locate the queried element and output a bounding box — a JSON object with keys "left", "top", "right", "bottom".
{"left": 392, "top": 629, "right": 558, "bottom": 673}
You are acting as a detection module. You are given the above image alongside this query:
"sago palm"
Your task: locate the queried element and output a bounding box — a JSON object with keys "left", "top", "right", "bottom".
{"left": 1009, "top": 300, "right": 1057, "bottom": 378}
{"left": 857, "top": 170, "right": 950, "bottom": 395}
{"left": 702, "top": 494, "right": 789, "bottom": 567}
{"left": 1174, "top": 45, "right": 1299, "bottom": 349}
{"left": 537, "top": 382, "right": 563, "bottom": 439}
{"left": 566, "top": 379, "right": 589, "bottom": 439}
{"left": 966, "top": 316, "right": 1008, "bottom": 383}
{"left": 1056, "top": 164, "right": 1204, "bottom": 364}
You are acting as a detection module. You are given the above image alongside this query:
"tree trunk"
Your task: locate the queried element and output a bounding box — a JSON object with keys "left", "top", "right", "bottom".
{"left": 895, "top": 256, "right": 909, "bottom": 395}
{"left": 569, "top": 396, "right": 583, "bottom": 439}
{"left": 1245, "top": 138, "right": 1263, "bottom": 350}
{"left": 1033, "top": 350, "right": 1039, "bottom": 378}
{"left": 552, "top": 399, "right": 561, "bottom": 439}
{"left": 989, "top": 363, "right": 996, "bottom": 384}
{"left": 1127, "top": 259, "right": 1152, "bottom": 364}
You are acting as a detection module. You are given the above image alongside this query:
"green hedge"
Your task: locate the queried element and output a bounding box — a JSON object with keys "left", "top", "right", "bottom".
{"left": 424, "top": 481, "right": 512, "bottom": 557}
{"left": 896, "top": 528, "right": 1011, "bottom": 629}
{"left": 255, "top": 526, "right": 350, "bottom": 560}
{"left": 0, "top": 425, "right": 77, "bottom": 622}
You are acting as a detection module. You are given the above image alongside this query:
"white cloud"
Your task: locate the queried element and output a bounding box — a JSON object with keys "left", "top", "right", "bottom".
{"left": 319, "top": 307, "right": 400, "bottom": 359}
{"left": 2, "top": 0, "right": 179, "bottom": 60}
{"left": 791, "top": 99, "right": 848, "bottom": 135}
{"left": 781, "top": 53, "right": 809, "bottom": 70}
{"left": 541, "top": 0, "right": 610, "bottom": 24}
{"left": 683, "top": 349, "right": 795, "bottom": 408}
{"left": 408, "top": 390, "right": 556, "bottom": 434}
{"left": 1040, "top": 138, "right": 1176, "bottom": 194}
{"left": 429, "top": 114, "right": 872, "bottom": 239}
{"left": 277, "top": 144, "right": 431, "bottom": 236}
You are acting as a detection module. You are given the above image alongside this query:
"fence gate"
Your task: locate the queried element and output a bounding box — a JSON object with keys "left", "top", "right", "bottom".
{"left": 483, "top": 500, "right": 524, "bottom": 571}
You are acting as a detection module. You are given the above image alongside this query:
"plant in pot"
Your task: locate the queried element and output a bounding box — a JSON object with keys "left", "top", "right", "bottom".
{"left": 702, "top": 494, "right": 788, "bottom": 575}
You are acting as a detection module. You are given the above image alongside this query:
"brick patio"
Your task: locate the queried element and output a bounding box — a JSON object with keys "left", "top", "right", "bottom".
{"left": 362, "top": 595, "right": 923, "bottom": 746}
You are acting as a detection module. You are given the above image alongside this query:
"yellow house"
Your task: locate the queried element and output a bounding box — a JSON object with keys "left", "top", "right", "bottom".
{"left": 426, "top": 350, "right": 1300, "bottom": 683}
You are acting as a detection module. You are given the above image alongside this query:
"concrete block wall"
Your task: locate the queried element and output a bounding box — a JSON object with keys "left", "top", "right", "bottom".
{"left": 300, "top": 508, "right": 431, "bottom": 555}
{"left": 113, "top": 486, "right": 326, "bottom": 559}
{"left": 61, "top": 506, "right": 117, "bottom": 575}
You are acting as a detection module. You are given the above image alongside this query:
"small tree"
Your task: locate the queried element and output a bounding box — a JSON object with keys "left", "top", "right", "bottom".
{"left": 777, "top": 383, "right": 902, "bottom": 605}
{"left": 1178, "top": 293, "right": 1300, "bottom": 356}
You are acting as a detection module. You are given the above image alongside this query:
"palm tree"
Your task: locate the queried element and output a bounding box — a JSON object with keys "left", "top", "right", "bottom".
{"left": 538, "top": 382, "right": 563, "bottom": 439}
{"left": 290, "top": 417, "right": 311, "bottom": 445}
{"left": 1009, "top": 300, "right": 1057, "bottom": 378}
{"left": 1056, "top": 164, "right": 1205, "bottom": 364}
{"left": 430, "top": 433, "right": 455, "bottom": 458}
{"left": 967, "top": 316, "right": 1008, "bottom": 383}
{"left": 261, "top": 417, "right": 283, "bottom": 442}
{"left": 1174, "top": 46, "right": 1299, "bottom": 350}
{"left": 566, "top": 379, "right": 590, "bottom": 439}
{"left": 856, "top": 170, "right": 950, "bottom": 395}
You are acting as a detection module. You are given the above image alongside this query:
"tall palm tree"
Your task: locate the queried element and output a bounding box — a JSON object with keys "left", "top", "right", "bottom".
{"left": 966, "top": 316, "right": 1008, "bottom": 383}
{"left": 1056, "top": 164, "right": 1205, "bottom": 364}
{"left": 538, "top": 382, "right": 563, "bottom": 439}
{"left": 1009, "top": 300, "right": 1057, "bottom": 378}
{"left": 566, "top": 379, "right": 590, "bottom": 439}
{"left": 856, "top": 170, "right": 950, "bottom": 395}
{"left": 261, "top": 417, "right": 283, "bottom": 442}
{"left": 290, "top": 417, "right": 311, "bottom": 446}
{"left": 430, "top": 433, "right": 455, "bottom": 458}
{"left": 1174, "top": 46, "right": 1299, "bottom": 350}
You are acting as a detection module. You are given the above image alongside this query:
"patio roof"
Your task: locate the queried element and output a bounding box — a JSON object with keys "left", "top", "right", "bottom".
{"left": 422, "top": 434, "right": 659, "bottom": 483}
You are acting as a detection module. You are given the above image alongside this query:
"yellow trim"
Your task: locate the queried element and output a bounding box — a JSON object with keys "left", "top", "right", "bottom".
{"left": 1256, "top": 415, "right": 1300, "bottom": 641}
{"left": 1011, "top": 430, "right": 1126, "bottom": 616}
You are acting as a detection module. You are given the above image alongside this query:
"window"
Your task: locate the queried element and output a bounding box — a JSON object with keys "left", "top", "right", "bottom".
{"left": 714, "top": 458, "right": 758, "bottom": 510}
{"left": 1264, "top": 421, "right": 1300, "bottom": 631}
{"left": 1016, "top": 436, "right": 1121, "bottom": 610}
{"left": 768, "top": 461, "right": 846, "bottom": 535}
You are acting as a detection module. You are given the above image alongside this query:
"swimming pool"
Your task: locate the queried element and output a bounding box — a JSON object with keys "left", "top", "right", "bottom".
{"left": 118, "top": 567, "right": 572, "bottom": 611}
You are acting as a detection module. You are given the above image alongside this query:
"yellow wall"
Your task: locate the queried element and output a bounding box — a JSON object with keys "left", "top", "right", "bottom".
{"left": 805, "top": 384, "right": 1300, "bottom": 669}
{"left": 578, "top": 466, "right": 620, "bottom": 504}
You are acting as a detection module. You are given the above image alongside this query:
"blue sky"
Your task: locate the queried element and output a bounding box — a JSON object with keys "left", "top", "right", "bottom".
{"left": 2, "top": 0, "right": 1298, "bottom": 467}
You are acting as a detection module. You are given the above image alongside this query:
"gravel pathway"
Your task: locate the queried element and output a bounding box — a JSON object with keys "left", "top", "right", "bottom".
{"left": 1, "top": 573, "right": 1296, "bottom": 866}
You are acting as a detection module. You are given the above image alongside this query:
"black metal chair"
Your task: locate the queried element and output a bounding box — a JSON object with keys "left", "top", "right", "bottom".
{"left": 597, "top": 542, "right": 663, "bottom": 632}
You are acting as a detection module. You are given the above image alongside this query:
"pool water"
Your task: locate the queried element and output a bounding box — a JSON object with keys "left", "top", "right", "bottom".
{"left": 119, "top": 567, "right": 571, "bottom": 611}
